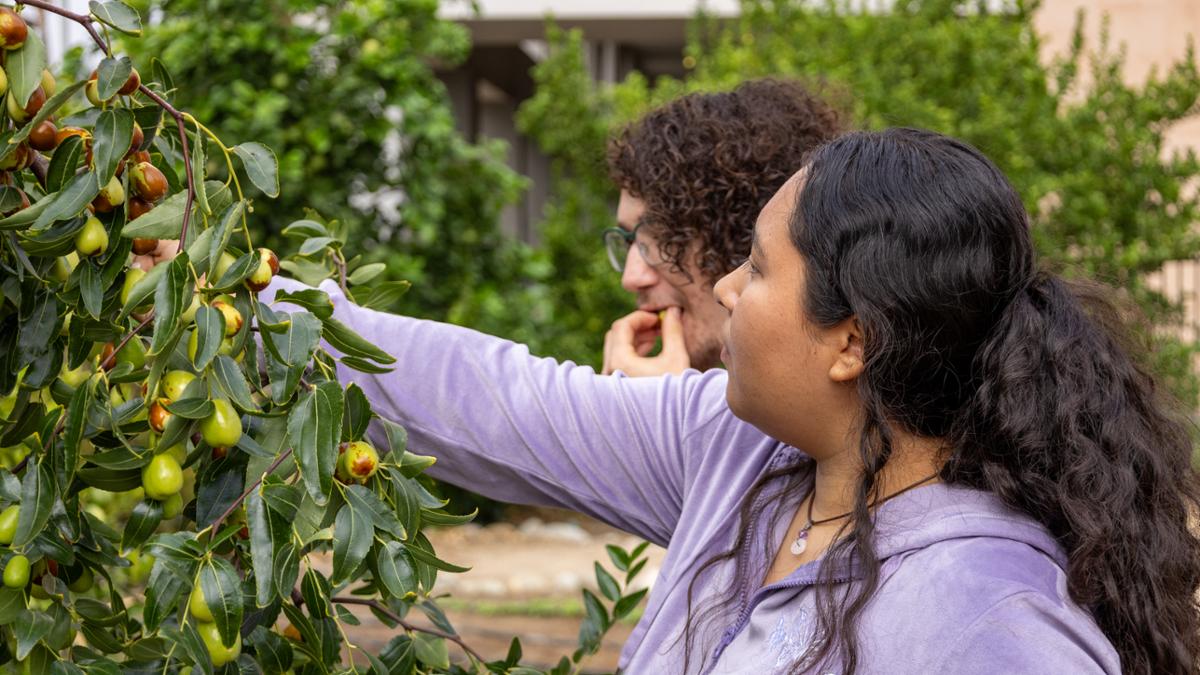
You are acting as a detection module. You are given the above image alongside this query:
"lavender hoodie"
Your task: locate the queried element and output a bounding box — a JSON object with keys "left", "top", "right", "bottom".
{"left": 265, "top": 278, "right": 1120, "bottom": 674}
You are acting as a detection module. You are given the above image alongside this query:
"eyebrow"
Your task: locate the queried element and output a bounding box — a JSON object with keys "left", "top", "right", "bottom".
{"left": 750, "top": 229, "right": 765, "bottom": 263}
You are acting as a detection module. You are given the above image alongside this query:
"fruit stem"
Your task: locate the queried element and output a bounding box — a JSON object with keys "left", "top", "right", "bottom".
{"left": 330, "top": 596, "right": 488, "bottom": 666}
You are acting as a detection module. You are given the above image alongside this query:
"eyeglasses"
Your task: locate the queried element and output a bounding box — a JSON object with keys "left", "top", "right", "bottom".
{"left": 601, "top": 222, "right": 666, "bottom": 273}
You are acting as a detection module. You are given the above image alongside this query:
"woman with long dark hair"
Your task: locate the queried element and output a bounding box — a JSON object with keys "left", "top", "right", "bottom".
{"left": 263, "top": 128, "right": 1200, "bottom": 673}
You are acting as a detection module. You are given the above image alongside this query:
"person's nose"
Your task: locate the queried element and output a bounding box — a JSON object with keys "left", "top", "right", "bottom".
{"left": 621, "top": 246, "right": 660, "bottom": 293}
{"left": 713, "top": 265, "right": 742, "bottom": 312}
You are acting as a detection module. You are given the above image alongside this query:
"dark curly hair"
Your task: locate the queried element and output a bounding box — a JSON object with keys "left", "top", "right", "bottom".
{"left": 681, "top": 129, "right": 1200, "bottom": 673}
{"left": 606, "top": 78, "right": 842, "bottom": 283}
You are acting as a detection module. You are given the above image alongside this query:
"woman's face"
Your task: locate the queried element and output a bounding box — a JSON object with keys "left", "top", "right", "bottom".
{"left": 713, "top": 172, "right": 863, "bottom": 456}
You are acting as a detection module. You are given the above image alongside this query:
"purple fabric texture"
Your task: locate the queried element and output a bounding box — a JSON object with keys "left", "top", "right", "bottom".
{"left": 264, "top": 277, "right": 1119, "bottom": 674}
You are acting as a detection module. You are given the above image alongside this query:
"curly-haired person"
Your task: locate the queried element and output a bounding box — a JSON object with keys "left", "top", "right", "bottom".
{"left": 600, "top": 78, "right": 841, "bottom": 377}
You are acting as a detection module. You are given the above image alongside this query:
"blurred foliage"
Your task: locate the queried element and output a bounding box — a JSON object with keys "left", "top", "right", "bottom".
{"left": 519, "top": 0, "right": 1200, "bottom": 404}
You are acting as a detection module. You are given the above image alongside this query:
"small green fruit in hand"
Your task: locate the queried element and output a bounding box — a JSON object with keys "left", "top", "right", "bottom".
{"left": 188, "top": 584, "right": 213, "bottom": 622}
{"left": 2, "top": 555, "right": 28, "bottom": 588}
{"left": 200, "top": 399, "right": 242, "bottom": 450}
{"left": 197, "top": 620, "right": 240, "bottom": 666}
{"left": 141, "top": 453, "right": 183, "bottom": 500}
{"left": 74, "top": 217, "right": 108, "bottom": 257}
{"left": 336, "top": 441, "right": 380, "bottom": 484}
{"left": 245, "top": 248, "right": 279, "bottom": 292}
{"left": 0, "top": 8, "right": 27, "bottom": 50}
{"left": 129, "top": 161, "right": 168, "bottom": 202}
{"left": 0, "top": 504, "right": 18, "bottom": 545}
{"left": 160, "top": 370, "right": 196, "bottom": 402}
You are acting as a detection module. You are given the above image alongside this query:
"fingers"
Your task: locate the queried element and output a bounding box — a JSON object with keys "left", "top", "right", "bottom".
{"left": 601, "top": 308, "right": 691, "bottom": 377}
{"left": 658, "top": 307, "right": 686, "bottom": 358}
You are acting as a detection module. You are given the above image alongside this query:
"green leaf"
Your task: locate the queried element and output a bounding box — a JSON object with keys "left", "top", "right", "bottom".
{"left": 361, "top": 280, "right": 412, "bottom": 312}
{"left": 272, "top": 542, "right": 300, "bottom": 601}
{"left": 200, "top": 556, "right": 244, "bottom": 649}
{"left": 231, "top": 142, "right": 280, "bottom": 198}
{"left": 0, "top": 192, "right": 51, "bottom": 231}
{"left": 143, "top": 560, "right": 187, "bottom": 631}
{"left": 348, "top": 262, "right": 386, "bottom": 285}
{"left": 60, "top": 382, "right": 92, "bottom": 487}
{"left": 287, "top": 382, "right": 343, "bottom": 505}
{"left": 341, "top": 382, "right": 372, "bottom": 442}
{"left": 344, "top": 483, "right": 404, "bottom": 539}
{"left": 246, "top": 490, "right": 275, "bottom": 608}
{"left": 195, "top": 452, "right": 246, "bottom": 528}
{"left": 121, "top": 499, "right": 163, "bottom": 552}
{"left": 12, "top": 609, "right": 52, "bottom": 660}
{"left": 595, "top": 562, "right": 620, "bottom": 602}
{"left": 265, "top": 311, "right": 321, "bottom": 403}
{"left": 32, "top": 171, "right": 100, "bottom": 232}
{"left": 413, "top": 633, "right": 450, "bottom": 671}
{"left": 612, "top": 588, "right": 648, "bottom": 620}
{"left": 14, "top": 457, "right": 54, "bottom": 548}
{"left": 17, "top": 290, "right": 57, "bottom": 367}
{"left": 45, "top": 134, "right": 84, "bottom": 194}
{"left": 249, "top": 626, "right": 293, "bottom": 673}
{"left": 281, "top": 219, "right": 327, "bottom": 239}
{"left": 321, "top": 317, "right": 397, "bottom": 364}
{"left": 210, "top": 250, "right": 256, "bottom": 290}
{"left": 6, "top": 31, "right": 46, "bottom": 109}
{"left": 91, "top": 108, "right": 135, "bottom": 184}
{"left": 191, "top": 123, "right": 209, "bottom": 215}
{"left": 150, "top": 252, "right": 190, "bottom": 355}
{"left": 79, "top": 260, "right": 103, "bottom": 319}
{"left": 404, "top": 541, "right": 470, "bottom": 574}
{"left": 273, "top": 289, "right": 333, "bottom": 319}
{"left": 605, "top": 544, "right": 629, "bottom": 572}
{"left": 89, "top": 0, "right": 143, "bottom": 35}
{"left": 211, "top": 354, "right": 257, "bottom": 412}
{"left": 189, "top": 305, "right": 225, "bottom": 370}
{"left": 340, "top": 355, "right": 394, "bottom": 374}
{"left": 0, "top": 588, "right": 24, "bottom": 625}
{"left": 164, "top": 396, "right": 214, "bottom": 419}
{"left": 298, "top": 236, "right": 336, "bottom": 257}
{"left": 375, "top": 541, "right": 417, "bottom": 600}
{"left": 204, "top": 200, "right": 244, "bottom": 279}
{"left": 95, "top": 56, "right": 132, "bottom": 102}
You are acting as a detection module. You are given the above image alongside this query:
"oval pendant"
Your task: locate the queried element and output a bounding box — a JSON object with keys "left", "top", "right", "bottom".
{"left": 790, "top": 532, "right": 808, "bottom": 556}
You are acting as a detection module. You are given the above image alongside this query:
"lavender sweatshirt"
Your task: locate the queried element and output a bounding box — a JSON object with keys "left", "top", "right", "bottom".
{"left": 265, "top": 278, "right": 1120, "bottom": 674}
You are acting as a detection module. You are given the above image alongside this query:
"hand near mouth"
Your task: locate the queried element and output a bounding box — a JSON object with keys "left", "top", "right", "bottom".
{"left": 601, "top": 307, "right": 690, "bottom": 377}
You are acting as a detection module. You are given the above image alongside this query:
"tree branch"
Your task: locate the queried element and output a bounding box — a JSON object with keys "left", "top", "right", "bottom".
{"left": 330, "top": 596, "right": 487, "bottom": 665}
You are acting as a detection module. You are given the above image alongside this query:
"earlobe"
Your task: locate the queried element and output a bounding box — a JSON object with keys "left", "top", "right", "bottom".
{"left": 828, "top": 318, "right": 864, "bottom": 383}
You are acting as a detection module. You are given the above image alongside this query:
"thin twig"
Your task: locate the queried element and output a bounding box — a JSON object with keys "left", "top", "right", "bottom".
{"left": 330, "top": 596, "right": 488, "bottom": 665}
{"left": 209, "top": 448, "right": 292, "bottom": 537}
{"left": 334, "top": 252, "right": 350, "bottom": 298}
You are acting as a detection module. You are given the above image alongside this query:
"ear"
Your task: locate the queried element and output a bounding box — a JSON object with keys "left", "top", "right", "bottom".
{"left": 828, "top": 317, "right": 864, "bottom": 383}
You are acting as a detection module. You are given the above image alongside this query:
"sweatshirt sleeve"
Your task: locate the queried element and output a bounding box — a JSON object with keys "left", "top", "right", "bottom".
{"left": 261, "top": 277, "right": 735, "bottom": 547}
{"left": 936, "top": 592, "right": 1121, "bottom": 674}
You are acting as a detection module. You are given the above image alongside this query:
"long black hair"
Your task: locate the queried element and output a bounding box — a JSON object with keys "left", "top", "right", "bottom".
{"left": 681, "top": 128, "right": 1200, "bottom": 674}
